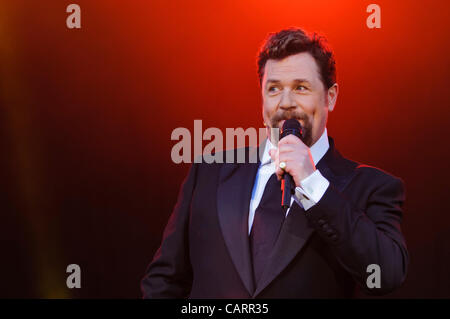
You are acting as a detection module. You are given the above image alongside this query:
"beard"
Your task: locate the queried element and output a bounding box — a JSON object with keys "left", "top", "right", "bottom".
{"left": 269, "top": 110, "right": 313, "bottom": 147}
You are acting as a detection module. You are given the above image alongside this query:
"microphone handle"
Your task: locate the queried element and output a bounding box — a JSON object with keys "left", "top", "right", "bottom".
{"left": 281, "top": 173, "right": 294, "bottom": 210}
{"left": 279, "top": 123, "right": 303, "bottom": 210}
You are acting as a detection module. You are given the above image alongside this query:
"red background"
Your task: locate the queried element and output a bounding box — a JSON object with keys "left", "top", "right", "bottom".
{"left": 1, "top": 0, "right": 449, "bottom": 297}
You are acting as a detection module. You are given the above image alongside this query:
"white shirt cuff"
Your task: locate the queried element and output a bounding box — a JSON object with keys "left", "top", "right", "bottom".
{"left": 294, "top": 169, "right": 330, "bottom": 211}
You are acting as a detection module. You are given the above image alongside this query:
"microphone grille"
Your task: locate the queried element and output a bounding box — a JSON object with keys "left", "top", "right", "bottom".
{"left": 282, "top": 118, "right": 301, "bottom": 131}
{"left": 280, "top": 119, "right": 303, "bottom": 140}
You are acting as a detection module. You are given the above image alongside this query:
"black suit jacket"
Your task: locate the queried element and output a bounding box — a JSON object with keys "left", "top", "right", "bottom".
{"left": 141, "top": 137, "right": 408, "bottom": 298}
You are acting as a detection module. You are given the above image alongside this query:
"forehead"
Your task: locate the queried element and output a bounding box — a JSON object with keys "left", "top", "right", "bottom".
{"left": 263, "top": 52, "right": 321, "bottom": 85}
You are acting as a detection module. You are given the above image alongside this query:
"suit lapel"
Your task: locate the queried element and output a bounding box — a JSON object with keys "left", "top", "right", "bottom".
{"left": 252, "top": 201, "right": 314, "bottom": 296}
{"left": 253, "top": 137, "right": 357, "bottom": 297}
{"left": 217, "top": 145, "right": 261, "bottom": 296}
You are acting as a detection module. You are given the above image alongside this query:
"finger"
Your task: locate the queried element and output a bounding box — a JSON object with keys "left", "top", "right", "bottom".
{"left": 279, "top": 134, "right": 303, "bottom": 146}
{"left": 275, "top": 150, "right": 284, "bottom": 180}
{"left": 278, "top": 156, "right": 296, "bottom": 176}
{"left": 278, "top": 145, "right": 296, "bottom": 154}
{"left": 270, "top": 148, "right": 280, "bottom": 166}
{"left": 278, "top": 153, "right": 294, "bottom": 165}
{"left": 269, "top": 148, "right": 276, "bottom": 161}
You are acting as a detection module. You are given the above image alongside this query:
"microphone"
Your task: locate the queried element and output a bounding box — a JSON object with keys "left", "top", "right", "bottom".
{"left": 280, "top": 119, "right": 304, "bottom": 210}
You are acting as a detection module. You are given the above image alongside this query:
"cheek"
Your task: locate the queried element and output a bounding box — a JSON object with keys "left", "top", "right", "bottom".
{"left": 304, "top": 98, "right": 326, "bottom": 126}
{"left": 263, "top": 98, "right": 277, "bottom": 115}
{"left": 295, "top": 95, "right": 316, "bottom": 114}
{"left": 308, "top": 94, "right": 327, "bottom": 115}
{"left": 310, "top": 107, "right": 328, "bottom": 134}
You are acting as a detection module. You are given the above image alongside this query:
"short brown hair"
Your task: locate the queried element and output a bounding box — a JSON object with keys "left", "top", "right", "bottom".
{"left": 257, "top": 27, "right": 336, "bottom": 89}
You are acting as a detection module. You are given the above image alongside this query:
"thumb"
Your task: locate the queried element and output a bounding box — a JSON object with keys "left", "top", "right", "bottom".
{"left": 269, "top": 149, "right": 276, "bottom": 161}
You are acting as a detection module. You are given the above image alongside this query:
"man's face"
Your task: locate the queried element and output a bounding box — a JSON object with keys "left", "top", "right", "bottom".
{"left": 261, "top": 52, "right": 337, "bottom": 147}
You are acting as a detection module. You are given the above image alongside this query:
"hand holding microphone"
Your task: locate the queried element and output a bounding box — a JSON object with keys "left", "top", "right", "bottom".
{"left": 268, "top": 119, "right": 316, "bottom": 209}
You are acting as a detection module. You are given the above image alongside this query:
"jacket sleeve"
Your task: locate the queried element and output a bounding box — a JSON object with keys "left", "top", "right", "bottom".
{"left": 140, "top": 163, "right": 198, "bottom": 298}
{"left": 305, "top": 173, "right": 409, "bottom": 295}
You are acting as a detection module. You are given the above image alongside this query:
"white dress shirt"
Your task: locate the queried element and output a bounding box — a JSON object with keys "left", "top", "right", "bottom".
{"left": 248, "top": 128, "right": 331, "bottom": 234}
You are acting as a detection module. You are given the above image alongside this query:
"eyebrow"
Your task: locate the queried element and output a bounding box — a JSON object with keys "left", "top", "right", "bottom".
{"left": 265, "top": 78, "right": 312, "bottom": 85}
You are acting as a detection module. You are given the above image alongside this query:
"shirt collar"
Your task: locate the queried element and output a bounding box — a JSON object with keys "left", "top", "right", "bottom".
{"left": 261, "top": 128, "right": 330, "bottom": 166}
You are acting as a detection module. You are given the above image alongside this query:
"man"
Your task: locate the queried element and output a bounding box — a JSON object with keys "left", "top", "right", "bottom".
{"left": 141, "top": 28, "right": 408, "bottom": 298}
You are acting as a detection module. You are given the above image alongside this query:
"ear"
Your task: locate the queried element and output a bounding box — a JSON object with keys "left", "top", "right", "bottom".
{"left": 327, "top": 83, "right": 339, "bottom": 112}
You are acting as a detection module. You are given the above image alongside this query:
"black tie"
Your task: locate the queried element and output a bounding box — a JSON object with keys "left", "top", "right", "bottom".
{"left": 250, "top": 173, "right": 286, "bottom": 285}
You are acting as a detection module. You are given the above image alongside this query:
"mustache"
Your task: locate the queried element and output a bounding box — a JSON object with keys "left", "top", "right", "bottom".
{"left": 269, "top": 111, "right": 313, "bottom": 146}
{"left": 269, "top": 111, "right": 309, "bottom": 127}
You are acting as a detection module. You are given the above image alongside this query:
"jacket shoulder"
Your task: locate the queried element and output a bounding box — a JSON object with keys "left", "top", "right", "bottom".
{"left": 350, "top": 160, "right": 405, "bottom": 191}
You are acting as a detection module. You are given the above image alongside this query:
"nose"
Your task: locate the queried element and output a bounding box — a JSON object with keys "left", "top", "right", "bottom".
{"left": 279, "top": 89, "right": 296, "bottom": 111}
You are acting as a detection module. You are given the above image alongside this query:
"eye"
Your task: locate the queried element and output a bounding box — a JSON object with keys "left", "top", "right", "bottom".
{"left": 295, "top": 85, "right": 307, "bottom": 91}
{"left": 267, "top": 86, "right": 279, "bottom": 93}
